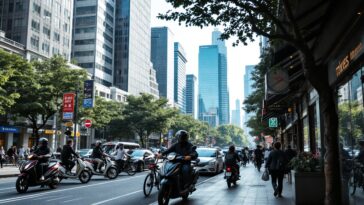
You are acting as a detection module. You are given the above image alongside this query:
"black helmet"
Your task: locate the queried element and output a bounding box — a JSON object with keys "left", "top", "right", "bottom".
{"left": 176, "top": 130, "right": 188, "bottom": 143}
{"left": 39, "top": 137, "right": 48, "bottom": 146}
{"left": 229, "top": 145, "right": 235, "bottom": 153}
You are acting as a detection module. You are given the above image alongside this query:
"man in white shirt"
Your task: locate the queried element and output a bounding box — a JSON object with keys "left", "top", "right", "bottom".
{"left": 112, "top": 143, "right": 129, "bottom": 172}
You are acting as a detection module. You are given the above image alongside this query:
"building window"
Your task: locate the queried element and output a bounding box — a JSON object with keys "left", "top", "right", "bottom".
{"left": 73, "top": 51, "right": 94, "bottom": 57}
{"left": 106, "top": 13, "right": 113, "bottom": 23}
{"left": 106, "top": 3, "right": 114, "bottom": 14}
{"left": 74, "top": 39, "right": 95, "bottom": 45}
{"left": 43, "top": 9, "right": 51, "bottom": 18}
{"left": 53, "top": 32, "right": 60, "bottom": 42}
{"left": 31, "top": 20, "right": 40, "bottom": 33}
{"left": 42, "top": 42, "right": 50, "bottom": 53}
{"left": 63, "top": 37, "right": 69, "bottom": 47}
{"left": 78, "top": 63, "right": 94, "bottom": 68}
{"left": 76, "top": 6, "right": 96, "bottom": 15}
{"left": 75, "top": 27, "right": 96, "bottom": 34}
{"left": 52, "top": 47, "right": 59, "bottom": 55}
{"left": 8, "top": 2, "right": 14, "bottom": 12}
{"left": 103, "top": 32, "right": 113, "bottom": 44}
{"left": 63, "top": 23, "right": 68, "bottom": 33}
{"left": 15, "top": 2, "right": 23, "bottom": 12}
{"left": 96, "top": 63, "right": 112, "bottom": 75}
{"left": 75, "top": 16, "right": 96, "bottom": 26}
{"left": 6, "top": 19, "right": 12, "bottom": 30}
{"left": 14, "top": 18, "right": 24, "bottom": 27}
{"left": 43, "top": 27, "right": 50, "bottom": 39}
{"left": 30, "top": 35, "right": 39, "bottom": 50}
{"left": 103, "top": 55, "right": 112, "bottom": 64}
{"left": 103, "top": 44, "right": 113, "bottom": 54}
{"left": 32, "top": 3, "right": 41, "bottom": 15}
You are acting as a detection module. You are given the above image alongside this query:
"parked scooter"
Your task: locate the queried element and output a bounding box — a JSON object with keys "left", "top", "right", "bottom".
{"left": 84, "top": 155, "right": 118, "bottom": 179}
{"left": 158, "top": 154, "right": 199, "bottom": 205}
{"left": 225, "top": 165, "right": 239, "bottom": 188}
{"left": 16, "top": 154, "right": 60, "bottom": 193}
{"left": 58, "top": 157, "right": 92, "bottom": 183}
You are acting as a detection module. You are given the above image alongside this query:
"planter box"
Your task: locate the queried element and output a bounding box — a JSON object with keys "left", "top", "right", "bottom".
{"left": 292, "top": 171, "right": 325, "bottom": 205}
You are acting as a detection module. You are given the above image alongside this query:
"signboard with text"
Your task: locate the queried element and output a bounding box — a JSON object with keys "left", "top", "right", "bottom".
{"left": 269, "top": 117, "right": 278, "bottom": 128}
{"left": 83, "top": 80, "right": 94, "bottom": 108}
{"left": 63, "top": 93, "right": 75, "bottom": 120}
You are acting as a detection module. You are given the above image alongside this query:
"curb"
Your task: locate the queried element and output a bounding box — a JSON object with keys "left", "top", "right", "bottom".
{"left": 0, "top": 173, "right": 19, "bottom": 178}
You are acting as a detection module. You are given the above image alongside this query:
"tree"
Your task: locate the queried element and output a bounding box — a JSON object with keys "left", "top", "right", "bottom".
{"left": 216, "top": 124, "right": 248, "bottom": 147}
{"left": 159, "top": 1, "right": 342, "bottom": 203}
{"left": 0, "top": 50, "right": 33, "bottom": 116}
{"left": 338, "top": 101, "right": 364, "bottom": 146}
{"left": 121, "top": 94, "right": 178, "bottom": 148}
{"left": 12, "top": 56, "right": 88, "bottom": 141}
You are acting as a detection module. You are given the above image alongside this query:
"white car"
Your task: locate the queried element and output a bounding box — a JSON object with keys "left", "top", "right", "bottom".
{"left": 195, "top": 148, "right": 224, "bottom": 174}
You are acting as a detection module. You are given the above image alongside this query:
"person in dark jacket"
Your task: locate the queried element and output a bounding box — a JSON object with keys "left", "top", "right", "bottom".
{"left": 159, "top": 130, "right": 198, "bottom": 187}
{"left": 33, "top": 138, "right": 51, "bottom": 181}
{"left": 266, "top": 142, "right": 287, "bottom": 198}
{"left": 91, "top": 141, "right": 106, "bottom": 172}
{"left": 225, "top": 145, "right": 241, "bottom": 176}
{"left": 254, "top": 145, "right": 264, "bottom": 172}
{"left": 61, "top": 139, "right": 79, "bottom": 173}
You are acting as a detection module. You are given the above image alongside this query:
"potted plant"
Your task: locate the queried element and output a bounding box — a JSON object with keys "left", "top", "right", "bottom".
{"left": 290, "top": 152, "right": 325, "bottom": 205}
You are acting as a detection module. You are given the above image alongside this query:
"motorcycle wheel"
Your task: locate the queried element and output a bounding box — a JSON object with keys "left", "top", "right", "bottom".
{"left": 127, "top": 164, "right": 136, "bottom": 176}
{"left": 107, "top": 167, "right": 118, "bottom": 179}
{"left": 48, "top": 177, "right": 58, "bottom": 189}
{"left": 143, "top": 173, "right": 154, "bottom": 197}
{"left": 79, "top": 170, "right": 92, "bottom": 184}
{"left": 158, "top": 184, "right": 171, "bottom": 205}
{"left": 16, "top": 176, "right": 29, "bottom": 193}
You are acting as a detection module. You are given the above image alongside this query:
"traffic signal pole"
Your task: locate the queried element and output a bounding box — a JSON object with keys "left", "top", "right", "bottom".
{"left": 73, "top": 85, "right": 79, "bottom": 151}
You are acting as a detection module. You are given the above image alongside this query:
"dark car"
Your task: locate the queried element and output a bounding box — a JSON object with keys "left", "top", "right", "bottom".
{"left": 130, "top": 149, "right": 155, "bottom": 172}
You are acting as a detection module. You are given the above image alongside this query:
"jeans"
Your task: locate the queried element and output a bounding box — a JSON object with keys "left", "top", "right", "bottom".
{"left": 115, "top": 159, "right": 125, "bottom": 172}
{"left": 181, "top": 164, "right": 191, "bottom": 187}
{"left": 270, "top": 170, "right": 284, "bottom": 195}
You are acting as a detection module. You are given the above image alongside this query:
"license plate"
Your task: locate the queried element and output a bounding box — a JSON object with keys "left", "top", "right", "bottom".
{"left": 226, "top": 172, "right": 231, "bottom": 177}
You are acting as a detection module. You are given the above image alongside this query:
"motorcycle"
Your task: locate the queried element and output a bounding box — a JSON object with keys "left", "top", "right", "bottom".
{"left": 58, "top": 157, "right": 92, "bottom": 183}
{"left": 16, "top": 154, "right": 60, "bottom": 193}
{"left": 225, "top": 165, "right": 239, "bottom": 188}
{"left": 84, "top": 156, "right": 118, "bottom": 179}
{"left": 158, "top": 154, "right": 199, "bottom": 205}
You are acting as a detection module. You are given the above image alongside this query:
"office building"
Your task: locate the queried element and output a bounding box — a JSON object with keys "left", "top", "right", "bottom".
{"left": 72, "top": 0, "right": 115, "bottom": 87}
{"left": 149, "top": 65, "right": 159, "bottom": 98}
{"left": 174, "top": 42, "right": 187, "bottom": 112}
{"left": 0, "top": 0, "right": 73, "bottom": 61}
{"left": 151, "top": 27, "right": 175, "bottom": 103}
{"left": 243, "top": 65, "right": 255, "bottom": 135}
{"left": 231, "top": 99, "right": 242, "bottom": 127}
{"left": 198, "top": 45, "right": 220, "bottom": 127}
{"left": 114, "top": 0, "right": 152, "bottom": 95}
{"left": 186, "top": 74, "right": 198, "bottom": 119}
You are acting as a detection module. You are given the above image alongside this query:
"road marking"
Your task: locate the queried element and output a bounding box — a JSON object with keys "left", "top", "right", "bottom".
{"left": 0, "top": 187, "right": 13, "bottom": 191}
{"left": 91, "top": 190, "right": 142, "bottom": 205}
{"left": 62, "top": 197, "right": 83, "bottom": 203}
{"left": 32, "top": 196, "right": 56, "bottom": 200}
{"left": 46, "top": 196, "right": 69, "bottom": 202}
{"left": 0, "top": 174, "right": 145, "bottom": 204}
{"left": 148, "top": 174, "right": 223, "bottom": 205}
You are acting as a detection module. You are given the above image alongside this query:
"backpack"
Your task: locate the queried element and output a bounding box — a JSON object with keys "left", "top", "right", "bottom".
{"left": 270, "top": 151, "right": 286, "bottom": 171}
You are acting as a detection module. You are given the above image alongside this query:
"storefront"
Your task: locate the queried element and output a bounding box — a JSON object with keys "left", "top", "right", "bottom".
{"left": 0, "top": 125, "right": 20, "bottom": 149}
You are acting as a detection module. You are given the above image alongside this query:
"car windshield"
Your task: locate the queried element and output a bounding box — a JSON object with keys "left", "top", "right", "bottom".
{"left": 197, "top": 149, "right": 216, "bottom": 157}
{"left": 131, "top": 150, "right": 145, "bottom": 157}
{"left": 79, "top": 150, "right": 89, "bottom": 156}
{"left": 102, "top": 145, "right": 114, "bottom": 154}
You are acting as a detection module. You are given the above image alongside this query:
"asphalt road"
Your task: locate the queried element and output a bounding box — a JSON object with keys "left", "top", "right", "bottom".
{"left": 0, "top": 171, "right": 218, "bottom": 205}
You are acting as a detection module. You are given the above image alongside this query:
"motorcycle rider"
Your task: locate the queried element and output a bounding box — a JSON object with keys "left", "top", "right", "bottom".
{"left": 33, "top": 138, "right": 51, "bottom": 181}
{"left": 112, "top": 143, "right": 129, "bottom": 172}
{"left": 61, "top": 139, "right": 79, "bottom": 174}
{"left": 158, "top": 130, "right": 198, "bottom": 188}
{"left": 225, "top": 145, "right": 241, "bottom": 177}
{"left": 91, "top": 140, "right": 106, "bottom": 173}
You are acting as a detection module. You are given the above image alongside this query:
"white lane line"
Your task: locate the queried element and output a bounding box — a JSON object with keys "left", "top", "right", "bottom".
{"left": 91, "top": 190, "right": 142, "bottom": 205}
{"left": 148, "top": 174, "right": 223, "bottom": 205}
{"left": 0, "top": 174, "right": 145, "bottom": 204}
{"left": 46, "top": 196, "right": 69, "bottom": 202}
{"left": 0, "top": 187, "right": 13, "bottom": 191}
{"left": 62, "top": 198, "right": 83, "bottom": 203}
{"left": 32, "top": 196, "right": 56, "bottom": 200}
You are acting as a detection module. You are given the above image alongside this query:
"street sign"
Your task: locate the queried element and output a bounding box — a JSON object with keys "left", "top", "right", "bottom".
{"left": 62, "top": 93, "right": 75, "bottom": 120}
{"left": 269, "top": 117, "right": 278, "bottom": 128}
{"left": 83, "top": 80, "right": 94, "bottom": 108}
{"left": 84, "top": 119, "right": 92, "bottom": 128}
{"left": 62, "top": 112, "right": 74, "bottom": 120}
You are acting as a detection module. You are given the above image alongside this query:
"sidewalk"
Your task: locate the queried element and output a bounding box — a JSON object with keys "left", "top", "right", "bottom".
{"left": 0, "top": 166, "right": 20, "bottom": 178}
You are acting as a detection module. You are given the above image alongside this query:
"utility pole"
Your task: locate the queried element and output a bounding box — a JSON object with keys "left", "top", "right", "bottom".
{"left": 73, "top": 84, "right": 79, "bottom": 151}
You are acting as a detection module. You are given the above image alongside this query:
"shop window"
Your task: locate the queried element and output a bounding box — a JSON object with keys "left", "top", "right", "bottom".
{"left": 303, "top": 117, "right": 309, "bottom": 151}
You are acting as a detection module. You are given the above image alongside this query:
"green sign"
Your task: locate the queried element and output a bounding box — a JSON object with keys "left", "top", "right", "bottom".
{"left": 269, "top": 117, "right": 278, "bottom": 128}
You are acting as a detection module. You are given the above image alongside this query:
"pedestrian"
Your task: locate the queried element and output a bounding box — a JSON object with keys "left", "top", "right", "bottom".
{"left": 0, "top": 146, "right": 5, "bottom": 168}
{"left": 264, "top": 146, "right": 272, "bottom": 163}
{"left": 284, "top": 145, "right": 297, "bottom": 183}
{"left": 24, "top": 147, "right": 30, "bottom": 160}
{"left": 7, "top": 146, "right": 16, "bottom": 165}
{"left": 254, "top": 145, "right": 264, "bottom": 172}
{"left": 266, "top": 142, "right": 287, "bottom": 198}
{"left": 18, "top": 146, "right": 25, "bottom": 160}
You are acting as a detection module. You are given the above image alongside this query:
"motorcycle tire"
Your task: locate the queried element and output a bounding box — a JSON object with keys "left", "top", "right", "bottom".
{"left": 143, "top": 173, "right": 154, "bottom": 197}
{"left": 79, "top": 170, "right": 92, "bottom": 184}
{"left": 16, "top": 175, "right": 29, "bottom": 193}
{"left": 107, "top": 167, "right": 118, "bottom": 179}
{"left": 127, "top": 164, "right": 136, "bottom": 176}
{"left": 158, "top": 184, "right": 171, "bottom": 205}
{"left": 48, "top": 178, "right": 58, "bottom": 189}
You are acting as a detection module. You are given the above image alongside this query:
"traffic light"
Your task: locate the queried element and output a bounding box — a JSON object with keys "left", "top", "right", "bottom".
{"left": 64, "top": 127, "right": 72, "bottom": 136}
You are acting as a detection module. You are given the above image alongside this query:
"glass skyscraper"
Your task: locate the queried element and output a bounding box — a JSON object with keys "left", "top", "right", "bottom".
{"left": 174, "top": 42, "right": 187, "bottom": 113}
{"left": 232, "top": 99, "right": 242, "bottom": 127}
{"left": 151, "top": 27, "right": 175, "bottom": 103}
{"left": 72, "top": 0, "right": 115, "bottom": 87}
{"left": 114, "top": 0, "right": 152, "bottom": 95}
{"left": 186, "top": 74, "right": 198, "bottom": 119}
{"left": 243, "top": 65, "right": 256, "bottom": 135}
{"left": 198, "top": 45, "right": 220, "bottom": 127}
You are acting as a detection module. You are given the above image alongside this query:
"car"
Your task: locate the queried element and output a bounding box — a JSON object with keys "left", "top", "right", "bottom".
{"left": 195, "top": 148, "right": 224, "bottom": 174}
{"left": 78, "top": 149, "right": 93, "bottom": 158}
{"left": 102, "top": 141, "right": 141, "bottom": 155}
{"left": 129, "top": 149, "right": 155, "bottom": 172}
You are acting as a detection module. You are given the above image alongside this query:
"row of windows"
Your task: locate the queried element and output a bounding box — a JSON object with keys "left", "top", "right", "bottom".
{"left": 74, "top": 50, "right": 94, "bottom": 57}
{"left": 96, "top": 63, "right": 112, "bottom": 75}
{"left": 7, "top": 1, "right": 24, "bottom": 12}
{"left": 76, "top": 6, "right": 96, "bottom": 15}
{"left": 103, "top": 44, "right": 113, "bottom": 54}
{"left": 75, "top": 16, "right": 96, "bottom": 26}
{"left": 103, "top": 32, "right": 113, "bottom": 44}
{"left": 75, "top": 27, "right": 96, "bottom": 34}
{"left": 75, "top": 39, "right": 95, "bottom": 45}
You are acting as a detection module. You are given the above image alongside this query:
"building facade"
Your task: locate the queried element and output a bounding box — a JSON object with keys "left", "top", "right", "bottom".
{"left": 231, "top": 99, "right": 241, "bottom": 127}
{"left": 151, "top": 27, "right": 175, "bottom": 103}
{"left": 0, "top": 0, "right": 73, "bottom": 61}
{"left": 174, "top": 42, "right": 187, "bottom": 113}
{"left": 186, "top": 74, "right": 198, "bottom": 119}
{"left": 198, "top": 45, "right": 220, "bottom": 127}
{"left": 243, "top": 65, "right": 255, "bottom": 135}
{"left": 114, "top": 0, "right": 152, "bottom": 95}
{"left": 72, "top": 0, "right": 115, "bottom": 87}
